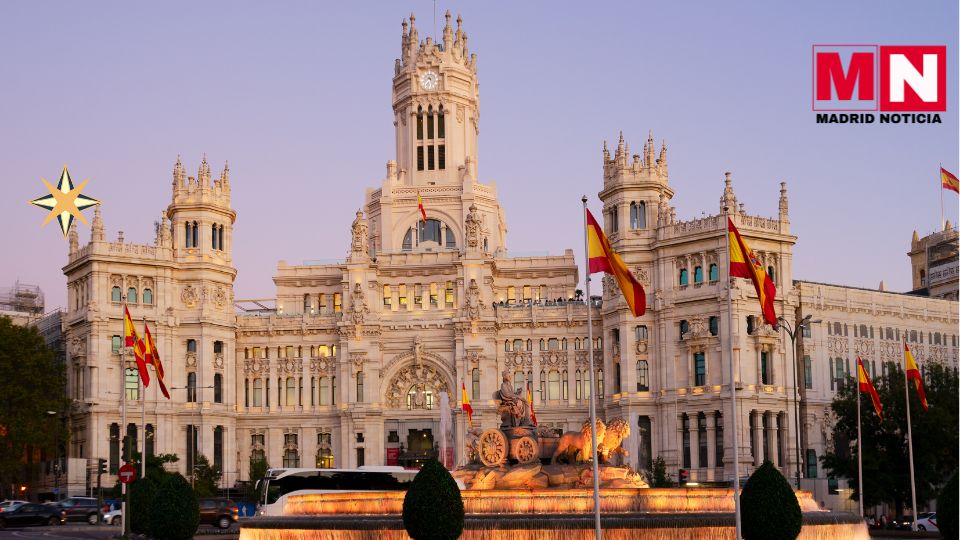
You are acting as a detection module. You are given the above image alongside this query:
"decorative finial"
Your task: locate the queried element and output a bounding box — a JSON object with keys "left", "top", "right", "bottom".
{"left": 779, "top": 181, "right": 789, "bottom": 220}
{"left": 91, "top": 204, "right": 104, "bottom": 242}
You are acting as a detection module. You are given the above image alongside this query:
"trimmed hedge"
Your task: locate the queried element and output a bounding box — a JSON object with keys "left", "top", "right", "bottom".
{"left": 149, "top": 473, "right": 199, "bottom": 540}
{"left": 740, "top": 460, "right": 802, "bottom": 540}
{"left": 937, "top": 470, "right": 957, "bottom": 538}
{"left": 129, "top": 477, "right": 157, "bottom": 534}
{"left": 402, "top": 459, "right": 464, "bottom": 539}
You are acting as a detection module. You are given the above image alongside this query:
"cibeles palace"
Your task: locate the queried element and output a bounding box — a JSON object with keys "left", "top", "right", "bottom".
{"left": 61, "top": 12, "right": 958, "bottom": 509}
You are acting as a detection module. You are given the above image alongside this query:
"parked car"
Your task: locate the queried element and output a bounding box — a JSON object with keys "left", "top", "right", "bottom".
{"left": 915, "top": 512, "right": 938, "bottom": 532}
{"left": 57, "top": 497, "right": 101, "bottom": 525}
{"left": 0, "top": 500, "right": 29, "bottom": 513}
{"left": 103, "top": 508, "right": 122, "bottom": 526}
{"left": 889, "top": 515, "right": 913, "bottom": 530}
{"left": 198, "top": 498, "right": 239, "bottom": 530}
{"left": 0, "top": 503, "right": 64, "bottom": 528}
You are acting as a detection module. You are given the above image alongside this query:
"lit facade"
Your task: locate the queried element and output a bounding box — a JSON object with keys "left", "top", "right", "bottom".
{"left": 61, "top": 12, "right": 958, "bottom": 511}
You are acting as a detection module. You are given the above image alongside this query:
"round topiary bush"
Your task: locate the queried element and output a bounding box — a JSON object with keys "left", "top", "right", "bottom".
{"left": 148, "top": 473, "right": 199, "bottom": 540}
{"left": 402, "top": 459, "right": 464, "bottom": 540}
{"left": 740, "top": 460, "right": 802, "bottom": 540}
{"left": 129, "top": 477, "right": 157, "bottom": 534}
{"left": 937, "top": 470, "right": 958, "bottom": 539}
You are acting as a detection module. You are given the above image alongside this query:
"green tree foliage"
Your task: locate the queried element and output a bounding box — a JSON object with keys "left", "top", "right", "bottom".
{"left": 821, "top": 362, "right": 958, "bottom": 517}
{"left": 192, "top": 454, "right": 222, "bottom": 498}
{"left": 937, "top": 471, "right": 957, "bottom": 538}
{"left": 0, "top": 317, "right": 69, "bottom": 498}
{"left": 402, "top": 459, "right": 464, "bottom": 540}
{"left": 650, "top": 455, "right": 673, "bottom": 487}
{"left": 129, "top": 477, "right": 157, "bottom": 534}
{"left": 149, "top": 473, "right": 200, "bottom": 540}
{"left": 740, "top": 460, "right": 802, "bottom": 540}
{"left": 245, "top": 457, "right": 269, "bottom": 502}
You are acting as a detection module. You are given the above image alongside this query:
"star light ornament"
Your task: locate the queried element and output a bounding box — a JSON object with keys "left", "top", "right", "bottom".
{"left": 29, "top": 166, "right": 100, "bottom": 238}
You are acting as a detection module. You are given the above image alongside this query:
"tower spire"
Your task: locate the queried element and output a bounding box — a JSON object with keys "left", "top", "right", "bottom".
{"left": 658, "top": 140, "right": 668, "bottom": 175}
{"left": 721, "top": 171, "right": 738, "bottom": 215}
{"left": 443, "top": 10, "right": 453, "bottom": 50}
{"left": 645, "top": 129, "right": 655, "bottom": 169}
{"left": 779, "top": 181, "right": 789, "bottom": 221}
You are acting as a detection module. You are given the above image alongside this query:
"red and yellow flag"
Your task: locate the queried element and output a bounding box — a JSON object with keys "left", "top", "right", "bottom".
{"left": 123, "top": 306, "right": 150, "bottom": 387}
{"left": 904, "top": 342, "right": 928, "bottom": 412}
{"left": 586, "top": 209, "right": 646, "bottom": 316}
{"left": 727, "top": 218, "right": 778, "bottom": 327}
{"left": 461, "top": 381, "right": 473, "bottom": 428}
{"left": 526, "top": 382, "right": 537, "bottom": 427}
{"left": 857, "top": 356, "right": 883, "bottom": 421}
{"left": 942, "top": 167, "right": 959, "bottom": 193}
{"left": 143, "top": 323, "right": 170, "bottom": 400}
{"left": 417, "top": 192, "right": 427, "bottom": 224}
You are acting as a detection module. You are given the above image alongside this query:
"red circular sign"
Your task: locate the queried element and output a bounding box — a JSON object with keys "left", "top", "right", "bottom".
{"left": 118, "top": 463, "right": 136, "bottom": 484}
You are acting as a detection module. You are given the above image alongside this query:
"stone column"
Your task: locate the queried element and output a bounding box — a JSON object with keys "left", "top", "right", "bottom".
{"left": 752, "top": 411, "right": 763, "bottom": 467}
{"left": 677, "top": 413, "right": 685, "bottom": 469}
{"left": 706, "top": 411, "right": 717, "bottom": 470}
{"left": 690, "top": 416, "right": 699, "bottom": 470}
{"left": 765, "top": 411, "right": 778, "bottom": 467}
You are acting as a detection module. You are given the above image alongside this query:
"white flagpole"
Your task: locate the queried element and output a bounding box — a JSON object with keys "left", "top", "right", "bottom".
{"left": 856, "top": 367, "right": 863, "bottom": 518}
{"left": 725, "top": 217, "right": 743, "bottom": 540}
{"left": 940, "top": 163, "right": 945, "bottom": 230}
{"left": 120, "top": 297, "right": 128, "bottom": 536}
{"left": 903, "top": 344, "right": 919, "bottom": 532}
{"left": 141, "top": 317, "right": 148, "bottom": 480}
{"left": 581, "top": 196, "right": 602, "bottom": 540}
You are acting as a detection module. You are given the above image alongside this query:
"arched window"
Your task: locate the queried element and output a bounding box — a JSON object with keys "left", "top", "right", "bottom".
{"left": 504, "top": 340, "right": 512, "bottom": 352}
{"left": 539, "top": 338, "right": 546, "bottom": 351}
{"left": 403, "top": 228, "right": 413, "bottom": 251}
{"left": 575, "top": 338, "right": 582, "bottom": 350}
{"left": 526, "top": 339, "right": 533, "bottom": 351}
{"left": 356, "top": 371, "right": 364, "bottom": 402}
{"left": 679, "top": 269, "right": 689, "bottom": 286}
{"left": 185, "top": 222, "right": 192, "bottom": 247}
{"left": 513, "top": 339, "right": 523, "bottom": 352}
{"left": 472, "top": 368, "right": 480, "bottom": 400}
{"left": 694, "top": 266, "right": 703, "bottom": 284}
{"left": 539, "top": 370, "right": 546, "bottom": 397}
{"left": 142, "top": 289, "right": 153, "bottom": 305}
{"left": 575, "top": 370, "right": 583, "bottom": 400}
{"left": 187, "top": 339, "right": 197, "bottom": 353}
{"left": 596, "top": 369, "right": 603, "bottom": 398}
{"left": 562, "top": 370, "right": 568, "bottom": 400}
{"left": 218, "top": 225, "right": 224, "bottom": 251}
{"left": 445, "top": 228, "right": 456, "bottom": 248}
{"left": 630, "top": 202, "right": 639, "bottom": 229}
{"left": 214, "top": 374, "right": 223, "bottom": 403}
{"left": 253, "top": 379, "right": 263, "bottom": 406}
{"left": 767, "top": 265, "right": 776, "bottom": 282}
{"left": 127, "top": 287, "right": 138, "bottom": 304}
{"left": 212, "top": 223, "right": 219, "bottom": 250}
{"left": 192, "top": 221, "right": 199, "bottom": 248}
{"left": 419, "top": 219, "right": 442, "bottom": 244}
{"left": 112, "top": 335, "right": 122, "bottom": 354}
{"left": 679, "top": 320, "right": 689, "bottom": 338}
{"left": 637, "top": 360, "right": 649, "bottom": 391}
{"left": 286, "top": 377, "right": 297, "bottom": 406}
{"left": 709, "top": 316, "right": 719, "bottom": 336}
{"left": 187, "top": 372, "right": 197, "bottom": 402}
{"left": 562, "top": 338, "right": 568, "bottom": 350}
{"left": 614, "top": 362, "right": 622, "bottom": 394}
{"left": 709, "top": 263, "right": 719, "bottom": 281}
{"left": 111, "top": 286, "right": 122, "bottom": 303}
{"left": 406, "top": 385, "right": 434, "bottom": 409}
{"left": 637, "top": 201, "right": 646, "bottom": 229}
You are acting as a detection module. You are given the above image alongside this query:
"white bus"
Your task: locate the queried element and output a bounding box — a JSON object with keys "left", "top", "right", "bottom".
{"left": 256, "top": 466, "right": 422, "bottom": 516}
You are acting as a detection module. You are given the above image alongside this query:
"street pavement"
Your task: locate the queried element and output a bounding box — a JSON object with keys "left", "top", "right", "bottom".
{"left": 0, "top": 523, "right": 242, "bottom": 540}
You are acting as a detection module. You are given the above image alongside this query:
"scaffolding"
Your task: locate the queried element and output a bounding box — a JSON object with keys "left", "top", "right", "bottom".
{"left": 0, "top": 281, "right": 45, "bottom": 315}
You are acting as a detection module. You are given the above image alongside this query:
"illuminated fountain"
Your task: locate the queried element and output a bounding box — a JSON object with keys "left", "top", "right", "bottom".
{"left": 241, "top": 378, "right": 868, "bottom": 539}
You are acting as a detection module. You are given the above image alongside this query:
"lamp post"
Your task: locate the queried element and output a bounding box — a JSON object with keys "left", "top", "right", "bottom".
{"left": 46, "top": 411, "right": 60, "bottom": 501}
{"left": 777, "top": 314, "right": 821, "bottom": 490}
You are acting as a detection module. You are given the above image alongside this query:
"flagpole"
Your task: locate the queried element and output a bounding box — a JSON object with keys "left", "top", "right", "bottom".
{"left": 903, "top": 344, "right": 919, "bottom": 532}
{"left": 940, "top": 163, "right": 945, "bottom": 230}
{"left": 120, "top": 297, "right": 128, "bottom": 537}
{"left": 725, "top": 212, "right": 743, "bottom": 540}
{"left": 856, "top": 370, "right": 863, "bottom": 518}
{"left": 141, "top": 316, "right": 148, "bottom": 480}
{"left": 581, "top": 196, "right": 602, "bottom": 540}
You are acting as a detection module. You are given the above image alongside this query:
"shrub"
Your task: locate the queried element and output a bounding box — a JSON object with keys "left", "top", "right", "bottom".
{"left": 740, "top": 461, "right": 802, "bottom": 540}
{"left": 129, "top": 477, "right": 157, "bottom": 534}
{"left": 402, "top": 459, "right": 464, "bottom": 540}
{"left": 937, "top": 470, "right": 957, "bottom": 539}
{"left": 651, "top": 456, "right": 672, "bottom": 487}
{"left": 149, "top": 473, "right": 199, "bottom": 540}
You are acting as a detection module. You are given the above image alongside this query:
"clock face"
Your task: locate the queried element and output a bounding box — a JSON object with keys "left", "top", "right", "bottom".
{"left": 420, "top": 71, "right": 439, "bottom": 90}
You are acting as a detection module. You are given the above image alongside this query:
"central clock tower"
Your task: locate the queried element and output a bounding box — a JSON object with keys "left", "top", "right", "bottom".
{"left": 392, "top": 11, "right": 480, "bottom": 186}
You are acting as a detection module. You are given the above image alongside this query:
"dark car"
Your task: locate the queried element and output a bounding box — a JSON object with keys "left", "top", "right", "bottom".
{"left": 0, "top": 503, "right": 64, "bottom": 528}
{"left": 198, "top": 498, "right": 238, "bottom": 530}
{"left": 57, "top": 497, "right": 101, "bottom": 525}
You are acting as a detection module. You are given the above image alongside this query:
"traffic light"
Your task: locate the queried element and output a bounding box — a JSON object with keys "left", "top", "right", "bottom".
{"left": 98, "top": 458, "right": 107, "bottom": 475}
{"left": 19, "top": 484, "right": 27, "bottom": 493}
{"left": 679, "top": 468, "right": 689, "bottom": 484}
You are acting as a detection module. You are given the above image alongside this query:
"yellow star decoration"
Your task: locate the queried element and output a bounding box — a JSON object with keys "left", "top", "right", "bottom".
{"left": 29, "top": 166, "right": 100, "bottom": 238}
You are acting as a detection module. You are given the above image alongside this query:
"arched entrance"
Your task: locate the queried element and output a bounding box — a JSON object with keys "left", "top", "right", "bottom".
{"left": 382, "top": 351, "right": 454, "bottom": 468}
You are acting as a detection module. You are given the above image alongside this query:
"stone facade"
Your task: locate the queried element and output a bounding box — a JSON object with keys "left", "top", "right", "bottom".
{"left": 61, "top": 12, "right": 958, "bottom": 511}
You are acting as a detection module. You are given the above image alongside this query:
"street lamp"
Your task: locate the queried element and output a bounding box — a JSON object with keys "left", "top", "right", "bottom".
{"left": 778, "top": 314, "right": 821, "bottom": 490}
{"left": 46, "top": 411, "right": 60, "bottom": 501}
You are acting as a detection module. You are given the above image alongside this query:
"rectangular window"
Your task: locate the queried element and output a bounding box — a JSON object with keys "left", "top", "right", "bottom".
{"left": 709, "top": 316, "right": 719, "bottom": 336}
{"left": 414, "top": 285, "right": 423, "bottom": 305}
{"left": 356, "top": 447, "right": 365, "bottom": 467}
{"left": 111, "top": 335, "right": 122, "bottom": 354}
{"left": 682, "top": 415, "right": 691, "bottom": 468}
{"left": 635, "top": 325, "right": 648, "bottom": 340}
{"left": 398, "top": 285, "right": 408, "bottom": 307}
{"left": 445, "top": 281, "right": 454, "bottom": 306}
{"left": 318, "top": 293, "right": 326, "bottom": 311}
{"left": 507, "top": 286, "right": 516, "bottom": 304}
{"left": 429, "top": 283, "right": 438, "bottom": 305}
{"left": 427, "top": 145, "right": 435, "bottom": 170}
{"left": 213, "top": 426, "right": 223, "bottom": 471}
{"left": 186, "top": 424, "right": 197, "bottom": 474}
{"left": 319, "top": 377, "right": 330, "bottom": 405}
{"left": 383, "top": 285, "right": 392, "bottom": 307}
{"left": 803, "top": 356, "right": 813, "bottom": 389}
{"left": 125, "top": 368, "right": 140, "bottom": 401}
{"left": 334, "top": 293, "right": 342, "bottom": 313}
{"left": 698, "top": 415, "right": 708, "bottom": 467}
{"left": 694, "top": 353, "right": 706, "bottom": 386}
{"left": 806, "top": 449, "right": 818, "bottom": 478}
{"left": 285, "top": 345, "right": 294, "bottom": 358}
{"left": 760, "top": 351, "right": 770, "bottom": 385}
{"left": 715, "top": 414, "right": 724, "bottom": 466}
{"left": 802, "top": 324, "right": 812, "bottom": 338}
{"left": 417, "top": 146, "right": 424, "bottom": 171}
{"left": 438, "top": 144, "right": 445, "bottom": 170}
{"left": 522, "top": 286, "right": 532, "bottom": 302}
{"left": 427, "top": 113, "right": 434, "bottom": 139}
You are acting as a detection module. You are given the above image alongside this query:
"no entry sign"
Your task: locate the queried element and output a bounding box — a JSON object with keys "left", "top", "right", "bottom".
{"left": 118, "top": 463, "right": 136, "bottom": 484}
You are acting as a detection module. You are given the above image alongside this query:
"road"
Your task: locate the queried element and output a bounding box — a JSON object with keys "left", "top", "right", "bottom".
{"left": 0, "top": 523, "right": 242, "bottom": 540}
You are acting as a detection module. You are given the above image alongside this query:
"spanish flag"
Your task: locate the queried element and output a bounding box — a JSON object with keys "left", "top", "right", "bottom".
{"left": 526, "top": 382, "right": 537, "bottom": 427}
{"left": 942, "top": 167, "right": 959, "bottom": 193}
{"left": 417, "top": 192, "right": 427, "bottom": 224}
{"left": 143, "top": 323, "right": 170, "bottom": 399}
{"left": 123, "top": 306, "right": 150, "bottom": 387}
{"left": 586, "top": 209, "right": 646, "bottom": 316}
{"left": 461, "top": 381, "right": 473, "bottom": 427}
{"left": 857, "top": 356, "right": 883, "bottom": 421}
{"left": 727, "top": 218, "right": 778, "bottom": 327}
{"left": 904, "top": 342, "right": 928, "bottom": 412}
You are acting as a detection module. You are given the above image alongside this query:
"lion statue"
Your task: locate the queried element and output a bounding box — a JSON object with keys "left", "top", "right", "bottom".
{"left": 551, "top": 419, "right": 606, "bottom": 464}
{"left": 597, "top": 417, "right": 630, "bottom": 464}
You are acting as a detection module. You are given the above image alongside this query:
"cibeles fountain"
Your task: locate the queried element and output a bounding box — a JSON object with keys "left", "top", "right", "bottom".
{"left": 240, "top": 372, "right": 869, "bottom": 539}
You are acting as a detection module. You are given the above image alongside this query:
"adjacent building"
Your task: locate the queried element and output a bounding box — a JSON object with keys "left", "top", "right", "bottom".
{"left": 60, "top": 12, "right": 958, "bottom": 512}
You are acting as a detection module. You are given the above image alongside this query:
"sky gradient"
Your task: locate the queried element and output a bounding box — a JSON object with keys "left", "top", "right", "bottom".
{"left": 1, "top": 0, "right": 957, "bottom": 311}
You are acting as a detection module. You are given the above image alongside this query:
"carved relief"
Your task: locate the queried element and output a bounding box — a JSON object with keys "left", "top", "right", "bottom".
{"left": 213, "top": 353, "right": 224, "bottom": 369}
{"left": 540, "top": 351, "right": 568, "bottom": 368}
{"left": 345, "top": 283, "right": 369, "bottom": 326}
{"left": 213, "top": 287, "right": 227, "bottom": 308}
{"left": 244, "top": 358, "right": 269, "bottom": 375}
{"left": 69, "top": 336, "right": 87, "bottom": 359}
{"left": 634, "top": 266, "right": 650, "bottom": 287}
{"left": 854, "top": 339, "right": 875, "bottom": 359}
{"left": 464, "top": 204, "right": 485, "bottom": 249}
{"left": 350, "top": 210, "right": 369, "bottom": 255}
{"left": 278, "top": 357, "right": 303, "bottom": 374}
{"left": 505, "top": 352, "right": 533, "bottom": 368}
{"left": 310, "top": 357, "right": 336, "bottom": 374}
{"left": 456, "top": 105, "right": 464, "bottom": 123}
{"left": 385, "top": 362, "right": 450, "bottom": 408}
{"left": 350, "top": 351, "right": 367, "bottom": 373}
{"left": 186, "top": 352, "right": 197, "bottom": 368}
{"left": 462, "top": 278, "right": 485, "bottom": 320}
{"left": 827, "top": 336, "right": 849, "bottom": 354}
{"left": 181, "top": 285, "right": 198, "bottom": 308}
{"left": 464, "top": 349, "right": 483, "bottom": 366}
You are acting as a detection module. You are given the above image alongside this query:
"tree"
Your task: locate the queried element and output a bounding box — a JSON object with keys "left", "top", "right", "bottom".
{"left": 192, "top": 454, "right": 222, "bottom": 498}
{"left": 650, "top": 455, "right": 673, "bottom": 487}
{"left": 740, "top": 460, "right": 802, "bottom": 540}
{"left": 821, "top": 362, "right": 958, "bottom": 517}
{"left": 402, "top": 459, "right": 464, "bottom": 540}
{"left": 150, "top": 473, "right": 200, "bottom": 540}
{"left": 129, "top": 477, "right": 157, "bottom": 534}
{"left": 937, "top": 471, "right": 957, "bottom": 538}
{"left": 245, "top": 457, "right": 269, "bottom": 502}
{"left": 0, "top": 317, "right": 69, "bottom": 499}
